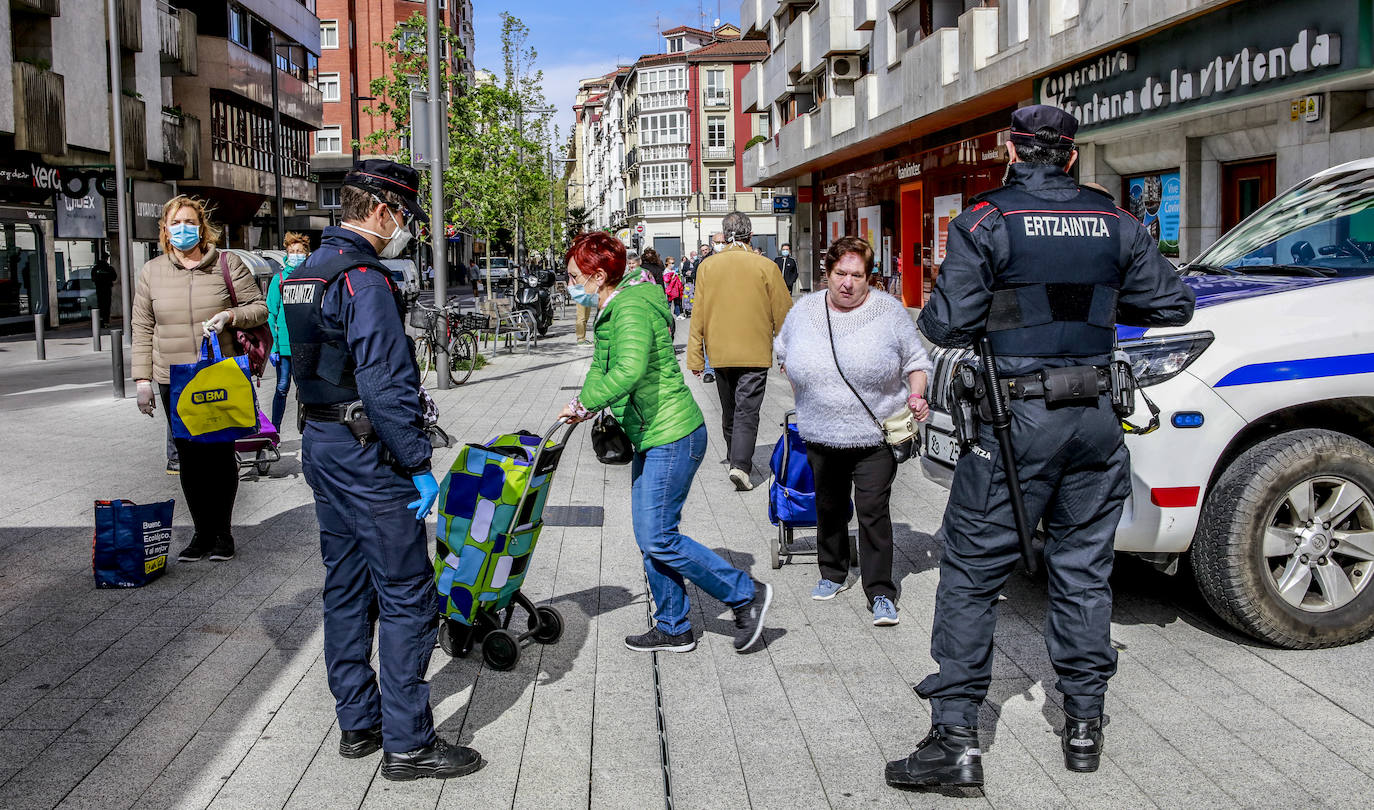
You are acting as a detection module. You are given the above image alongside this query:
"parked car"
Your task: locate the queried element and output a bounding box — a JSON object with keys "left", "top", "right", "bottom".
{"left": 223, "top": 249, "right": 277, "bottom": 294}
{"left": 919, "top": 157, "right": 1374, "bottom": 649}
{"left": 476, "top": 256, "right": 515, "bottom": 290}
{"left": 381, "top": 258, "right": 421, "bottom": 297}
{"left": 57, "top": 274, "right": 97, "bottom": 321}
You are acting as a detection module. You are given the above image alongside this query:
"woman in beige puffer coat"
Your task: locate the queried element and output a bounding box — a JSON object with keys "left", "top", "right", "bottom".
{"left": 131, "top": 195, "right": 267, "bottom": 564}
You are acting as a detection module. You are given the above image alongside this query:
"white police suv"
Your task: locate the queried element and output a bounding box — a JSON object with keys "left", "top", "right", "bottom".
{"left": 921, "top": 158, "right": 1374, "bottom": 649}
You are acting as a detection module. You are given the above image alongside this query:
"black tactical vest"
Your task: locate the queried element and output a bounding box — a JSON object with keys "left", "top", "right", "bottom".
{"left": 281, "top": 249, "right": 399, "bottom": 406}
{"left": 981, "top": 185, "right": 1125, "bottom": 357}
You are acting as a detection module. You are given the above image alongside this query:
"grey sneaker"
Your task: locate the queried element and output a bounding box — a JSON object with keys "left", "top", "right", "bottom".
{"left": 811, "top": 578, "right": 850, "bottom": 601}
{"left": 729, "top": 468, "right": 753, "bottom": 491}
{"left": 624, "top": 627, "right": 696, "bottom": 653}
{"left": 732, "top": 579, "right": 772, "bottom": 652}
{"left": 872, "top": 596, "right": 899, "bottom": 626}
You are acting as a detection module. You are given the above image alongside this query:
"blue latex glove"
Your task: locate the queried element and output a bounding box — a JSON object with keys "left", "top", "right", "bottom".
{"left": 269, "top": 351, "right": 281, "bottom": 367}
{"left": 408, "top": 472, "right": 440, "bottom": 520}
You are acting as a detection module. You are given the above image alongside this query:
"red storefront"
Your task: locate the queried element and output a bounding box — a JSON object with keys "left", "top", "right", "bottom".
{"left": 815, "top": 128, "right": 1010, "bottom": 308}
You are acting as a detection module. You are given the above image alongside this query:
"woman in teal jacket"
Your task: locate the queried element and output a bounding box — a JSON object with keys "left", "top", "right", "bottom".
{"left": 265, "top": 232, "right": 310, "bottom": 429}
{"left": 558, "top": 232, "right": 772, "bottom": 654}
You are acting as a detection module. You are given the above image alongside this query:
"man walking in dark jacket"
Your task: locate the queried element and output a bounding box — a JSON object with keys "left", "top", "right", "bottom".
{"left": 774, "top": 243, "right": 799, "bottom": 294}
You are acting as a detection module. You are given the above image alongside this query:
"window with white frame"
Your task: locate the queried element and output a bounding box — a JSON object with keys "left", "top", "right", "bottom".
{"left": 709, "top": 169, "right": 727, "bottom": 201}
{"left": 705, "top": 69, "right": 727, "bottom": 101}
{"left": 320, "top": 20, "right": 338, "bottom": 49}
{"left": 317, "top": 72, "right": 340, "bottom": 102}
{"left": 639, "top": 112, "right": 685, "bottom": 145}
{"left": 639, "top": 66, "right": 686, "bottom": 93}
{"left": 706, "top": 115, "right": 726, "bottom": 147}
{"left": 315, "top": 126, "right": 342, "bottom": 154}
{"left": 641, "top": 163, "right": 688, "bottom": 197}
{"left": 320, "top": 185, "right": 341, "bottom": 208}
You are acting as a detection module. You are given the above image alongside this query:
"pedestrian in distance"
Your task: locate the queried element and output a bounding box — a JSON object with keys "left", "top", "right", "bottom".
{"left": 558, "top": 231, "right": 773, "bottom": 654}
{"left": 131, "top": 195, "right": 267, "bottom": 563}
{"left": 775, "top": 236, "right": 932, "bottom": 627}
{"left": 265, "top": 232, "right": 310, "bottom": 431}
{"left": 886, "top": 106, "right": 1196, "bottom": 791}
{"left": 90, "top": 246, "right": 117, "bottom": 328}
{"left": 774, "top": 242, "right": 799, "bottom": 295}
{"left": 687, "top": 212, "right": 794, "bottom": 491}
{"left": 639, "top": 247, "right": 666, "bottom": 287}
{"left": 664, "top": 262, "right": 686, "bottom": 319}
{"left": 282, "top": 160, "right": 483, "bottom": 781}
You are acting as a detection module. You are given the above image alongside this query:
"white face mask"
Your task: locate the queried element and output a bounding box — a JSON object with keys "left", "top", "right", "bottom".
{"left": 343, "top": 206, "right": 413, "bottom": 259}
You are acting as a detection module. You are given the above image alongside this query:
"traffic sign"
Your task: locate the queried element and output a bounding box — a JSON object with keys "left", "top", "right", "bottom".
{"left": 635, "top": 223, "right": 645, "bottom": 234}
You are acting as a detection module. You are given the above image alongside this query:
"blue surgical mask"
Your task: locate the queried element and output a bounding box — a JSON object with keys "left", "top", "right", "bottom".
{"left": 284, "top": 254, "right": 306, "bottom": 270}
{"left": 168, "top": 222, "right": 200, "bottom": 251}
{"left": 568, "top": 284, "right": 599, "bottom": 307}
{"left": 781, "top": 249, "right": 790, "bottom": 257}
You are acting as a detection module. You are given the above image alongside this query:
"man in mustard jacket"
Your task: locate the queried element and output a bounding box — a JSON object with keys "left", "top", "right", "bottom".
{"left": 687, "top": 212, "right": 794, "bottom": 490}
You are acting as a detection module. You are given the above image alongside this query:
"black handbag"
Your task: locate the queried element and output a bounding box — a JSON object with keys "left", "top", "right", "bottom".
{"left": 590, "top": 411, "right": 633, "bottom": 465}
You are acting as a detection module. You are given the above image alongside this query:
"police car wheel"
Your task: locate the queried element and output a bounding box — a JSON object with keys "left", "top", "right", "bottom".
{"left": 1191, "top": 429, "right": 1374, "bottom": 649}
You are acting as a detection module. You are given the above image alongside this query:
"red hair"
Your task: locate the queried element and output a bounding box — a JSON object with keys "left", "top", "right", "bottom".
{"left": 565, "top": 232, "right": 627, "bottom": 287}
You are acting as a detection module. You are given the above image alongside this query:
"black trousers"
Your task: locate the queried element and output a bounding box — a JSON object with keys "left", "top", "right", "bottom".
{"left": 714, "top": 366, "right": 768, "bottom": 473}
{"left": 160, "top": 387, "right": 239, "bottom": 540}
{"left": 806, "top": 442, "right": 898, "bottom": 606}
{"left": 916, "top": 396, "right": 1129, "bottom": 727}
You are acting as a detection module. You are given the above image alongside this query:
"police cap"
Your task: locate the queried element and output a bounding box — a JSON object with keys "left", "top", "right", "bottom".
{"left": 1009, "top": 105, "right": 1079, "bottom": 148}
{"left": 343, "top": 159, "right": 429, "bottom": 223}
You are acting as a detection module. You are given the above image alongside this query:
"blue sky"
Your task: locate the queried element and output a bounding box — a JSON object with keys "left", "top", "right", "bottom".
{"left": 472, "top": 1, "right": 741, "bottom": 135}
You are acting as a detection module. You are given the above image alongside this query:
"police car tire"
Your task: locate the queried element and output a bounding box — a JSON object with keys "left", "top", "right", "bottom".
{"left": 1190, "top": 429, "right": 1374, "bottom": 649}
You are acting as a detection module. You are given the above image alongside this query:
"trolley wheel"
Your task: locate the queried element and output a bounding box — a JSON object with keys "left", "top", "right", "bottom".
{"left": 438, "top": 618, "right": 463, "bottom": 657}
{"left": 481, "top": 628, "right": 520, "bottom": 670}
{"left": 529, "top": 605, "right": 564, "bottom": 645}
{"left": 772, "top": 525, "right": 784, "bottom": 569}
{"left": 255, "top": 449, "right": 271, "bottom": 475}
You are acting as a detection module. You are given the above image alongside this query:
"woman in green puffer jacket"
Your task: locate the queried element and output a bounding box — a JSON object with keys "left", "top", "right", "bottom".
{"left": 558, "top": 232, "right": 772, "bottom": 655}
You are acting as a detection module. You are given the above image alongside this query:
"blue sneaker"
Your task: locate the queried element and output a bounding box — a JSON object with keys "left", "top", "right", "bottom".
{"left": 872, "top": 596, "right": 899, "bottom": 626}
{"left": 811, "top": 578, "right": 850, "bottom": 601}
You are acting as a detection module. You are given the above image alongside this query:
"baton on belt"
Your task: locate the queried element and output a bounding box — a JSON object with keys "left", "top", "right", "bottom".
{"left": 977, "top": 336, "right": 1038, "bottom": 576}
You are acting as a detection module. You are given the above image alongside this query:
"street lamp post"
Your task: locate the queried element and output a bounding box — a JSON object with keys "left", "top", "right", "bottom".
{"left": 425, "top": 0, "right": 450, "bottom": 388}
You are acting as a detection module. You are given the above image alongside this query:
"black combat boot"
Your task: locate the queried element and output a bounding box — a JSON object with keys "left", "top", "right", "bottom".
{"left": 1062, "top": 714, "right": 1104, "bottom": 773}
{"left": 885, "top": 725, "right": 983, "bottom": 789}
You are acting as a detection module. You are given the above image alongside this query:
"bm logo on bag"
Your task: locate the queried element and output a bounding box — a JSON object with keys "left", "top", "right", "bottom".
{"left": 191, "top": 388, "right": 229, "bottom": 405}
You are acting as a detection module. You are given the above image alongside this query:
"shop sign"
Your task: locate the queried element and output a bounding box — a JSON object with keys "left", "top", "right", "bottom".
{"left": 1126, "top": 172, "right": 1181, "bottom": 258}
{"left": 1036, "top": 0, "right": 1361, "bottom": 131}
{"left": 932, "top": 194, "right": 963, "bottom": 265}
{"left": 772, "top": 195, "right": 796, "bottom": 214}
{"left": 0, "top": 159, "right": 63, "bottom": 193}
{"left": 896, "top": 162, "right": 921, "bottom": 180}
{"left": 1291, "top": 95, "right": 1322, "bottom": 122}
{"left": 0, "top": 203, "right": 53, "bottom": 221}
{"left": 857, "top": 205, "right": 881, "bottom": 251}
{"left": 825, "top": 211, "right": 845, "bottom": 246}
{"left": 54, "top": 188, "right": 106, "bottom": 239}
{"left": 132, "top": 181, "right": 174, "bottom": 241}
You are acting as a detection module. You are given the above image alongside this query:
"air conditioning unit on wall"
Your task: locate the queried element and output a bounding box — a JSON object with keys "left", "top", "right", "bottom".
{"left": 830, "top": 55, "right": 860, "bottom": 82}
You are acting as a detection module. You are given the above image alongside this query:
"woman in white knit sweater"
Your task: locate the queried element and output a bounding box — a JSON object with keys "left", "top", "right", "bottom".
{"left": 775, "top": 236, "right": 933, "bottom": 626}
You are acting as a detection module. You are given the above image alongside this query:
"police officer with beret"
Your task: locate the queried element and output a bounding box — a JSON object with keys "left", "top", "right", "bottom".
{"left": 283, "top": 160, "right": 482, "bottom": 781}
{"left": 885, "top": 107, "right": 1195, "bottom": 790}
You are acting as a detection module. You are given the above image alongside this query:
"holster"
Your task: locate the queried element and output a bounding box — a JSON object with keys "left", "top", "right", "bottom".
{"left": 950, "top": 360, "right": 983, "bottom": 451}
{"left": 1109, "top": 350, "right": 1137, "bottom": 419}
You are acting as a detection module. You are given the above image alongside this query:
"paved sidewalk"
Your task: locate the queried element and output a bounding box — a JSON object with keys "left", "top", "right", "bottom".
{"left": 2, "top": 317, "right": 1373, "bottom": 809}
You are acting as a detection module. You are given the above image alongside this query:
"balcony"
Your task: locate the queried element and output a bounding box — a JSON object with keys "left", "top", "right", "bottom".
{"left": 623, "top": 147, "right": 638, "bottom": 172}
{"left": 638, "top": 91, "right": 688, "bottom": 112}
{"left": 706, "top": 198, "right": 729, "bottom": 212}
{"left": 11, "top": 0, "right": 59, "bottom": 15}
{"left": 637, "top": 198, "right": 689, "bottom": 216}
{"left": 640, "top": 144, "right": 688, "bottom": 162}
{"left": 703, "top": 142, "right": 734, "bottom": 162}
{"left": 117, "top": 0, "right": 142, "bottom": 52}
{"left": 161, "top": 111, "right": 201, "bottom": 179}
{"left": 157, "top": 3, "right": 197, "bottom": 76}
{"left": 704, "top": 89, "right": 731, "bottom": 108}
{"left": 188, "top": 36, "right": 323, "bottom": 128}
{"left": 12, "top": 62, "right": 65, "bottom": 155}
{"left": 122, "top": 96, "right": 147, "bottom": 171}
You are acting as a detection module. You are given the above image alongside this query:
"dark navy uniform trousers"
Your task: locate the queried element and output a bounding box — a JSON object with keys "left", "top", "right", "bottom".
{"left": 301, "top": 420, "right": 438, "bottom": 753}
{"left": 917, "top": 393, "right": 1130, "bottom": 726}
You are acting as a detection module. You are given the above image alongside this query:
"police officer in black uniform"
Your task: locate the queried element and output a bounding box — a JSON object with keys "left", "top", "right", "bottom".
{"left": 885, "top": 107, "right": 1195, "bottom": 790}
{"left": 283, "top": 160, "right": 482, "bottom": 781}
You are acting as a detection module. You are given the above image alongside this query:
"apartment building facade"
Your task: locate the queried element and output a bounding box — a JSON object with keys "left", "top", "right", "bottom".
{"left": 304, "top": 0, "right": 476, "bottom": 234}
{"left": 742, "top": 0, "right": 1374, "bottom": 306}
{"left": 0, "top": 0, "right": 319, "bottom": 331}
{"left": 571, "top": 24, "right": 783, "bottom": 261}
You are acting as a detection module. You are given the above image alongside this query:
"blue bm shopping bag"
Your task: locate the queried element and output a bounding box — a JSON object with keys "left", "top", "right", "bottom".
{"left": 93, "top": 499, "right": 173, "bottom": 588}
{"left": 169, "top": 334, "right": 257, "bottom": 442}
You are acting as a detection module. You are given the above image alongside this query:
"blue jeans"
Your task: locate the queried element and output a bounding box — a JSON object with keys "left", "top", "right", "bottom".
{"left": 271, "top": 355, "right": 292, "bottom": 430}
{"left": 631, "top": 424, "right": 754, "bottom": 635}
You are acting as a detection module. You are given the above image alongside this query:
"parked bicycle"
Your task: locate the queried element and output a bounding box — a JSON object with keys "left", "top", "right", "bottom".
{"left": 411, "top": 299, "right": 481, "bottom": 386}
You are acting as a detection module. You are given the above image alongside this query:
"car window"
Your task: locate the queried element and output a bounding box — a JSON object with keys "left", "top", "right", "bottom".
{"left": 1193, "top": 164, "right": 1374, "bottom": 277}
